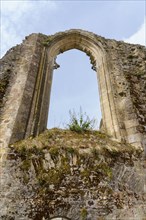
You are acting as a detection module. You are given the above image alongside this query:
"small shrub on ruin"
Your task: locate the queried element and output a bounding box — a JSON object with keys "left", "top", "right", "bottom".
{"left": 67, "top": 108, "right": 96, "bottom": 133}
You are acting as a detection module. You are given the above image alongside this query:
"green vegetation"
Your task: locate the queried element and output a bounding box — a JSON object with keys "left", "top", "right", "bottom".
{"left": 94, "top": 162, "right": 113, "bottom": 179}
{"left": 67, "top": 108, "right": 96, "bottom": 133}
{"left": 80, "top": 207, "right": 88, "bottom": 220}
{"left": 132, "top": 71, "right": 144, "bottom": 76}
{"left": 66, "top": 146, "right": 78, "bottom": 155}
{"left": 0, "top": 70, "right": 11, "bottom": 108}
{"left": 8, "top": 126, "right": 143, "bottom": 218}
{"left": 38, "top": 168, "right": 64, "bottom": 187}
{"left": 41, "top": 36, "right": 53, "bottom": 47}
{"left": 49, "top": 147, "right": 59, "bottom": 160}
{"left": 10, "top": 124, "right": 142, "bottom": 190}
{"left": 91, "top": 147, "right": 99, "bottom": 159}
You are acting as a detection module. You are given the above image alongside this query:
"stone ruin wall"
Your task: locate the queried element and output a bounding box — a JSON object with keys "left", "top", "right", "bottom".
{"left": 0, "top": 30, "right": 146, "bottom": 220}
{"left": 0, "top": 133, "right": 145, "bottom": 220}
{"left": 0, "top": 30, "right": 146, "bottom": 151}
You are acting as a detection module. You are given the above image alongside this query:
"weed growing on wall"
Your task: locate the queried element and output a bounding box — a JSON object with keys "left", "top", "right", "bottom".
{"left": 67, "top": 108, "right": 96, "bottom": 133}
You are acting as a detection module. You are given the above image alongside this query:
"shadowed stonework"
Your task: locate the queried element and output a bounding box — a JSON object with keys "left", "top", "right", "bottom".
{"left": 0, "top": 29, "right": 146, "bottom": 219}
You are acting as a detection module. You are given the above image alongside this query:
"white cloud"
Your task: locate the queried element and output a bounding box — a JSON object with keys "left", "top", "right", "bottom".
{"left": 0, "top": 0, "right": 58, "bottom": 58}
{"left": 124, "top": 18, "right": 145, "bottom": 46}
{"left": 2, "top": 1, "right": 31, "bottom": 11}
{"left": 1, "top": 0, "right": 57, "bottom": 13}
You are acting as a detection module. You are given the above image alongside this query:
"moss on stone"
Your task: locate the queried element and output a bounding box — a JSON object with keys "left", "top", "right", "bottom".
{"left": 0, "top": 70, "right": 11, "bottom": 108}
{"left": 80, "top": 207, "right": 88, "bottom": 220}
{"left": 49, "top": 147, "right": 59, "bottom": 161}
{"left": 7, "top": 127, "right": 145, "bottom": 218}
{"left": 41, "top": 36, "right": 53, "bottom": 47}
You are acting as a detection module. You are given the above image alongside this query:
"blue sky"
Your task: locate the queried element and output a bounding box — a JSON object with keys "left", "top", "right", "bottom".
{"left": 1, "top": 0, "right": 145, "bottom": 129}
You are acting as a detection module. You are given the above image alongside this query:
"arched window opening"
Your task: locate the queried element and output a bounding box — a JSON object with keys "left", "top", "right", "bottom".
{"left": 47, "top": 49, "right": 102, "bottom": 129}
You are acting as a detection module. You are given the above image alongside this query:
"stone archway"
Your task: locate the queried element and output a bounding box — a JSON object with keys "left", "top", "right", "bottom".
{"left": 24, "top": 30, "right": 121, "bottom": 141}
{"left": 0, "top": 29, "right": 145, "bottom": 151}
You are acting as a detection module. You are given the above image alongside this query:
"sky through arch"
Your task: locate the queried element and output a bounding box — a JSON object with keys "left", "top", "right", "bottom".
{"left": 47, "top": 49, "right": 102, "bottom": 129}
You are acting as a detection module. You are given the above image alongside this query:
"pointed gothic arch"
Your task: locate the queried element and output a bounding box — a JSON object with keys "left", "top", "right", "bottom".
{"left": 0, "top": 29, "right": 144, "bottom": 150}
{"left": 47, "top": 48, "right": 102, "bottom": 129}
{"left": 25, "top": 30, "right": 121, "bottom": 141}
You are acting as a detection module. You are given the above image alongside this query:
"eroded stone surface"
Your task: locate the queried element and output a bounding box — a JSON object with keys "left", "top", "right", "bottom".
{"left": 0, "top": 129, "right": 145, "bottom": 220}
{"left": 0, "top": 29, "right": 146, "bottom": 219}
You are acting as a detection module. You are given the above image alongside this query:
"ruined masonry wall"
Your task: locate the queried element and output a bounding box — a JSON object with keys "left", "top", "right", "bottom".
{"left": 0, "top": 129, "right": 146, "bottom": 220}
{"left": 0, "top": 30, "right": 145, "bottom": 151}
{"left": 0, "top": 29, "right": 146, "bottom": 220}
